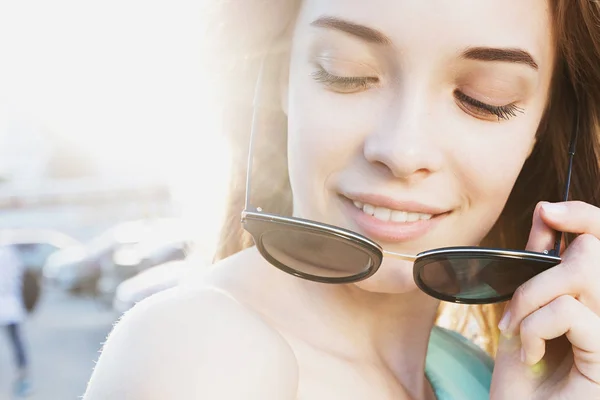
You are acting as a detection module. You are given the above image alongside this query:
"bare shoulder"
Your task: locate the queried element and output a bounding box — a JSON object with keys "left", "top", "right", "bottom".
{"left": 83, "top": 284, "right": 299, "bottom": 400}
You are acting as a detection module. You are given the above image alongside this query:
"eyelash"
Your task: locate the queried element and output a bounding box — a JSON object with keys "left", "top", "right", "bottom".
{"left": 311, "top": 66, "right": 524, "bottom": 121}
{"left": 311, "top": 66, "right": 379, "bottom": 92}
{"left": 454, "top": 90, "right": 524, "bottom": 121}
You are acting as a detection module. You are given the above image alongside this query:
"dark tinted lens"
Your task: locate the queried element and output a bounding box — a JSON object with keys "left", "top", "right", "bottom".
{"left": 261, "top": 228, "right": 374, "bottom": 279}
{"left": 416, "top": 255, "right": 559, "bottom": 302}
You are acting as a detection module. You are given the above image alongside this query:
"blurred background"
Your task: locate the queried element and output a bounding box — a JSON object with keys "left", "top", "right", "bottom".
{"left": 0, "top": 2, "right": 230, "bottom": 398}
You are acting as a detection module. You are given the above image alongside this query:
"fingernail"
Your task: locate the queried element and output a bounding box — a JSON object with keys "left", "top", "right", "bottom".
{"left": 520, "top": 347, "right": 527, "bottom": 363}
{"left": 541, "top": 203, "right": 568, "bottom": 216}
{"left": 529, "top": 360, "right": 546, "bottom": 377}
{"left": 500, "top": 331, "right": 513, "bottom": 340}
{"left": 498, "top": 310, "right": 511, "bottom": 332}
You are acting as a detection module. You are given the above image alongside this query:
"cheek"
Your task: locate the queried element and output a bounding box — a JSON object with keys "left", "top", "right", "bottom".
{"left": 286, "top": 71, "right": 381, "bottom": 212}
{"left": 461, "top": 149, "right": 522, "bottom": 200}
{"left": 454, "top": 132, "right": 534, "bottom": 228}
{"left": 286, "top": 114, "right": 351, "bottom": 216}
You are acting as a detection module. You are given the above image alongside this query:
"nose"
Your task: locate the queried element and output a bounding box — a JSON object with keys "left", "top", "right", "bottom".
{"left": 363, "top": 94, "right": 443, "bottom": 181}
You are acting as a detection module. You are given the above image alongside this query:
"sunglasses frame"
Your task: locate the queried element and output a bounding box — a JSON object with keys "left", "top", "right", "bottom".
{"left": 242, "top": 210, "right": 383, "bottom": 283}
{"left": 413, "top": 247, "right": 562, "bottom": 304}
{"left": 241, "top": 54, "right": 579, "bottom": 304}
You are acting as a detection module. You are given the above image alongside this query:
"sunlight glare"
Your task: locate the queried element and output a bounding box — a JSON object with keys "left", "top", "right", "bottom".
{"left": 1, "top": 0, "right": 233, "bottom": 255}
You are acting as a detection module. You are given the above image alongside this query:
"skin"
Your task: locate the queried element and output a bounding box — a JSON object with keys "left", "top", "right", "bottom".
{"left": 285, "top": 0, "right": 551, "bottom": 293}
{"left": 83, "top": 1, "right": 600, "bottom": 399}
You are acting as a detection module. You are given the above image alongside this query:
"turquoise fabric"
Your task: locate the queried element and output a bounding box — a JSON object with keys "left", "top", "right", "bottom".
{"left": 425, "top": 326, "right": 494, "bottom": 399}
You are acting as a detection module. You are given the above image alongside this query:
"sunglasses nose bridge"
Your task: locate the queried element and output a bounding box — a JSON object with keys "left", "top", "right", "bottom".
{"left": 382, "top": 250, "right": 418, "bottom": 262}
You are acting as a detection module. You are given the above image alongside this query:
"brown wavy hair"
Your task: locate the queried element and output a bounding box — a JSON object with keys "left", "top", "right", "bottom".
{"left": 202, "top": 0, "right": 600, "bottom": 356}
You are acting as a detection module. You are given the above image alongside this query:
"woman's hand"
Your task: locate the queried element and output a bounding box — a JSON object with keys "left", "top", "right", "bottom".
{"left": 490, "top": 201, "right": 600, "bottom": 400}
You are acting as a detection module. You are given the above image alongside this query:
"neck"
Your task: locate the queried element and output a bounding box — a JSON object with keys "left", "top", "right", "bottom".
{"left": 244, "top": 247, "right": 440, "bottom": 398}
{"left": 295, "top": 277, "right": 439, "bottom": 362}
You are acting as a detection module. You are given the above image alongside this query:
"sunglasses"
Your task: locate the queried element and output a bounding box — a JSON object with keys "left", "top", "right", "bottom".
{"left": 242, "top": 57, "right": 579, "bottom": 304}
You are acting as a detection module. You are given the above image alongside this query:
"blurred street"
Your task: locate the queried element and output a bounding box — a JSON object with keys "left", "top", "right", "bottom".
{"left": 0, "top": 4, "right": 226, "bottom": 399}
{"left": 0, "top": 287, "right": 116, "bottom": 400}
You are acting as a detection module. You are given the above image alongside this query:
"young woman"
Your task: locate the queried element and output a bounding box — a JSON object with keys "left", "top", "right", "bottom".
{"left": 84, "top": 0, "right": 600, "bottom": 398}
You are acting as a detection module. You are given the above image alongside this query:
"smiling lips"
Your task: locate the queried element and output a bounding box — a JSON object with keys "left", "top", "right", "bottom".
{"left": 353, "top": 200, "right": 433, "bottom": 222}
{"left": 343, "top": 194, "right": 450, "bottom": 242}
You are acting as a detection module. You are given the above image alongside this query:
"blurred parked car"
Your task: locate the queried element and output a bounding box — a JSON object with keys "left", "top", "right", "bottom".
{"left": 0, "top": 229, "right": 81, "bottom": 311}
{"left": 43, "top": 218, "right": 186, "bottom": 295}
{"left": 1, "top": 229, "right": 80, "bottom": 272}
{"left": 42, "top": 244, "right": 95, "bottom": 293}
{"left": 112, "top": 260, "right": 194, "bottom": 313}
{"left": 96, "top": 224, "right": 196, "bottom": 304}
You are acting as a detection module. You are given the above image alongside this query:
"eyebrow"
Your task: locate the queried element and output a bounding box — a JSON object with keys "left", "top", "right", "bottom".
{"left": 310, "top": 16, "right": 392, "bottom": 45}
{"left": 461, "top": 47, "right": 539, "bottom": 70}
{"left": 310, "top": 17, "right": 539, "bottom": 71}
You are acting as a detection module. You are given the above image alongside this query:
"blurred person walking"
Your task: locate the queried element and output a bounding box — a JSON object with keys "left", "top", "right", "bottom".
{"left": 0, "top": 244, "right": 33, "bottom": 398}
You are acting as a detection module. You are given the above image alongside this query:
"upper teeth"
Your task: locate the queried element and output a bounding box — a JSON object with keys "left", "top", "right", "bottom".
{"left": 353, "top": 201, "right": 433, "bottom": 222}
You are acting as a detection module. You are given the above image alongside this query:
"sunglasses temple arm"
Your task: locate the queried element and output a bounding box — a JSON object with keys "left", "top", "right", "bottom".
{"left": 245, "top": 57, "right": 269, "bottom": 211}
{"left": 382, "top": 250, "right": 418, "bottom": 262}
{"left": 550, "top": 104, "right": 580, "bottom": 257}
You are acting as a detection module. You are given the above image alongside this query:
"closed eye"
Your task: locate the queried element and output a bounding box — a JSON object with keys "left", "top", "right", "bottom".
{"left": 454, "top": 90, "right": 524, "bottom": 121}
{"left": 311, "top": 66, "right": 379, "bottom": 94}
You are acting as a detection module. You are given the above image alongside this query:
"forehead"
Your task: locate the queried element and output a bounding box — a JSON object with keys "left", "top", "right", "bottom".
{"left": 294, "top": 0, "right": 554, "bottom": 68}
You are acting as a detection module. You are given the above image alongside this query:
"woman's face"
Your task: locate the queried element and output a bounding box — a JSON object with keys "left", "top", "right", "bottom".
{"left": 283, "top": 0, "right": 555, "bottom": 293}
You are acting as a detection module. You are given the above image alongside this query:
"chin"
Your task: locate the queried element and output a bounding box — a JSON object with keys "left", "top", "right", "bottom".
{"left": 353, "top": 258, "right": 420, "bottom": 294}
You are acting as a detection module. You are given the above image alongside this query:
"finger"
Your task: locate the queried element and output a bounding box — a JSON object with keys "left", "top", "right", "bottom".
{"left": 525, "top": 201, "right": 557, "bottom": 253}
{"left": 519, "top": 296, "right": 600, "bottom": 375}
{"left": 500, "top": 263, "right": 576, "bottom": 335}
{"left": 539, "top": 201, "right": 600, "bottom": 238}
{"left": 501, "top": 234, "right": 600, "bottom": 334}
